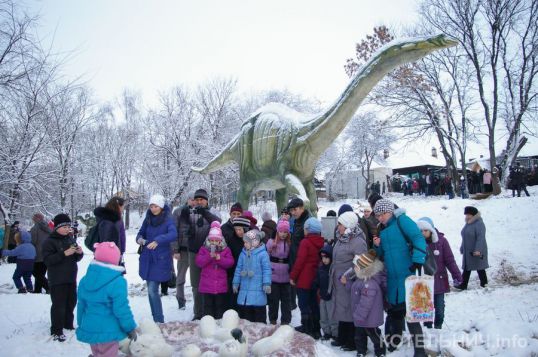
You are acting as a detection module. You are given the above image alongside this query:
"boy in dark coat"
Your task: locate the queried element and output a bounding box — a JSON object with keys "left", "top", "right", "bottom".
{"left": 42, "top": 214, "right": 83, "bottom": 342}
{"left": 314, "top": 244, "right": 338, "bottom": 341}
{"left": 3, "top": 231, "right": 36, "bottom": 293}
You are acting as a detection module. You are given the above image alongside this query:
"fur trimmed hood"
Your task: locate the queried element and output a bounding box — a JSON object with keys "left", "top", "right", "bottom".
{"left": 416, "top": 219, "right": 438, "bottom": 243}
{"left": 355, "top": 259, "right": 384, "bottom": 281}
{"left": 465, "top": 211, "right": 482, "bottom": 224}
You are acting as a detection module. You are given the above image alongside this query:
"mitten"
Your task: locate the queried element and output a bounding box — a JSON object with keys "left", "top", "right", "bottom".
{"left": 409, "top": 262, "right": 423, "bottom": 273}
{"left": 263, "top": 285, "right": 271, "bottom": 294}
{"left": 127, "top": 329, "right": 137, "bottom": 341}
{"left": 233, "top": 285, "right": 239, "bottom": 294}
{"left": 136, "top": 236, "right": 146, "bottom": 245}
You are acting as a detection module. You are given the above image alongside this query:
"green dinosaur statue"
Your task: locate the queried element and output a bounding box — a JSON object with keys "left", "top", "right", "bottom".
{"left": 193, "top": 34, "right": 457, "bottom": 216}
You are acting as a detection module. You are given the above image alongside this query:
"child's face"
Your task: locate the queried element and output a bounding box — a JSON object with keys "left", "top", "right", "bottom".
{"left": 277, "top": 231, "right": 288, "bottom": 239}
{"left": 56, "top": 226, "right": 72, "bottom": 236}
{"left": 209, "top": 238, "right": 220, "bottom": 246}
{"left": 244, "top": 241, "right": 251, "bottom": 250}
{"left": 234, "top": 227, "right": 245, "bottom": 238}
{"left": 321, "top": 255, "right": 331, "bottom": 265}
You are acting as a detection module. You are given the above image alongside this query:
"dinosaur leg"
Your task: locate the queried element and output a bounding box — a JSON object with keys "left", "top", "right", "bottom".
{"left": 284, "top": 173, "right": 310, "bottom": 207}
{"left": 275, "top": 188, "right": 288, "bottom": 216}
{"left": 303, "top": 180, "right": 318, "bottom": 217}
{"left": 237, "top": 181, "right": 255, "bottom": 211}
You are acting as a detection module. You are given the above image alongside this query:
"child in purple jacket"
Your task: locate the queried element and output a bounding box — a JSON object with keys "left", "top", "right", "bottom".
{"left": 348, "top": 250, "right": 387, "bottom": 357}
{"left": 417, "top": 217, "right": 462, "bottom": 329}
{"left": 196, "top": 222, "right": 234, "bottom": 319}
{"left": 265, "top": 220, "right": 292, "bottom": 325}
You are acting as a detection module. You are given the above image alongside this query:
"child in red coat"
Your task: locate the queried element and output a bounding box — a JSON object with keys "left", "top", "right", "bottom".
{"left": 290, "top": 217, "right": 324, "bottom": 339}
{"left": 196, "top": 222, "right": 234, "bottom": 319}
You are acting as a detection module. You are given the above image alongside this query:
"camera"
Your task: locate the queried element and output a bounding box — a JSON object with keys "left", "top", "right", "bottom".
{"left": 71, "top": 242, "right": 79, "bottom": 248}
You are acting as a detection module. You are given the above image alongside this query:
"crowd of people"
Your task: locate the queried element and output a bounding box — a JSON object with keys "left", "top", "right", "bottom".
{"left": 0, "top": 188, "right": 491, "bottom": 357}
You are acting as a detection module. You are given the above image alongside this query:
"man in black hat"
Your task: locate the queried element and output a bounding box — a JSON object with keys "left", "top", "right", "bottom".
{"left": 287, "top": 197, "right": 311, "bottom": 310}
{"left": 185, "top": 188, "right": 221, "bottom": 320}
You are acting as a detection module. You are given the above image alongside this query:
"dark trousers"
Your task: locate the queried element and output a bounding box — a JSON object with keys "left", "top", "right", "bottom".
{"left": 50, "top": 283, "right": 77, "bottom": 335}
{"left": 355, "top": 326, "right": 386, "bottom": 356}
{"left": 338, "top": 321, "right": 356, "bottom": 349}
{"left": 202, "top": 293, "right": 227, "bottom": 319}
{"left": 33, "top": 262, "right": 49, "bottom": 293}
{"left": 424, "top": 293, "right": 445, "bottom": 329}
{"left": 385, "top": 304, "right": 425, "bottom": 354}
{"left": 239, "top": 305, "right": 266, "bottom": 324}
{"left": 226, "top": 276, "right": 239, "bottom": 313}
{"left": 13, "top": 267, "right": 33, "bottom": 290}
{"left": 296, "top": 288, "right": 320, "bottom": 318}
{"left": 517, "top": 184, "right": 530, "bottom": 197}
{"left": 290, "top": 286, "right": 297, "bottom": 309}
{"left": 160, "top": 282, "right": 168, "bottom": 295}
{"left": 268, "top": 282, "right": 292, "bottom": 324}
{"left": 461, "top": 269, "right": 488, "bottom": 288}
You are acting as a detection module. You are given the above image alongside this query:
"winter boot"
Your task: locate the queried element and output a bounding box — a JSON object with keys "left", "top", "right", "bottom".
{"left": 52, "top": 334, "right": 66, "bottom": 342}
{"left": 177, "top": 299, "right": 186, "bottom": 310}
{"left": 17, "top": 287, "right": 27, "bottom": 294}
{"left": 321, "top": 333, "right": 332, "bottom": 341}
{"left": 297, "top": 314, "right": 311, "bottom": 335}
{"left": 310, "top": 316, "right": 321, "bottom": 340}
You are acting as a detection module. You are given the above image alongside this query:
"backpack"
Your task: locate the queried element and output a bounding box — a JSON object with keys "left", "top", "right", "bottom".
{"left": 396, "top": 216, "right": 437, "bottom": 276}
{"left": 84, "top": 222, "right": 101, "bottom": 252}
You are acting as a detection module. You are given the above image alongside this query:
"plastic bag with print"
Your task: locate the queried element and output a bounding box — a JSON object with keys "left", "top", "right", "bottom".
{"left": 405, "top": 274, "right": 435, "bottom": 323}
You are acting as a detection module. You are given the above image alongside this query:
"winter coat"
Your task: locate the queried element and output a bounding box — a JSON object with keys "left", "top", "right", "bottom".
{"left": 261, "top": 220, "right": 277, "bottom": 242}
{"left": 0, "top": 227, "right": 4, "bottom": 249}
{"left": 221, "top": 219, "right": 235, "bottom": 246}
{"left": 186, "top": 206, "right": 221, "bottom": 253}
{"left": 137, "top": 205, "right": 177, "bottom": 282}
{"left": 3, "top": 232, "right": 36, "bottom": 271}
{"left": 359, "top": 215, "right": 378, "bottom": 249}
{"left": 196, "top": 245, "right": 234, "bottom": 294}
{"left": 30, "top": 220, "right": 51, "bottom": 262}
{"left": 460, "top": 213, "right": 489, "bottom": 271}
{"left": 329, "top": 226, "right": 367, "bottom": 322}
{"left": 116, "top": 220, "right": 126, "bottom": 255}
{"left": 76, "top": 261, "right": 136, "bottom": 344}
{"left": 42, "top": 231, "right": 83, "bottom": 286}
{"left": 94, "top": 207, "right": 121, "bottom": 250}
{"left": 348, "top": 259, "right": 386, "bottom": 328}
{"left": 172, "top": 204, "right": 191, "bottom": 252}
{"left": 266, "top": 238, "right": 290, "bottom": 283}
{"left": 290, "top": 233, "right": 324, "bottom": 289}
{"left": 289, "top": 210, "right": 311, "bottom": 268}
{"left": 315, "top": 244, "right": 333, "bottom": 301}
{"left": 233, "top": 244, "right": 272, "bottom": 307}
{"left": 225, "top": 230, "right": 246, "bottom": 283}
{"left": 427, "top": 230, "right": 462, "bottom": 294}
{"left": 374, "top": 208, "right": 426, "bottom": 305}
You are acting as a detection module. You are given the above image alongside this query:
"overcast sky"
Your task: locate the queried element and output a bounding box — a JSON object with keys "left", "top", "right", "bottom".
{"left": 30, "top": 0, "right": 420, "bottom": 106}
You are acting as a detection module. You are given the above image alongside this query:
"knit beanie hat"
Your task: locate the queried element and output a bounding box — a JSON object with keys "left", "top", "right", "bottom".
{"left": 276, "top": 220, "right": 290, "bottom": 233}
{"left": 464, "top": 206, "right": 478, "bottom": 216}
{"left": 418, "top": 217, "right": 434, "bottom": 229}
{"left": 232, "top": 216, "right": 251, "bottom": 228}
{"left": 149, "top": 194, "right": 165, "bottom": 208}
{"left": 230, "top": 202, "right": 243, "bottom": 215}
{"left": 32, "top": 213, "right": 45, "bottom": 223}
{"left": 261, "top": 212, "right": 272, "bottom": 222}
{"left": 326, "top": 210, "right": 337, "bottom": 217}
{"left": 194, "top": 189, "right": 209, "bottom": 200}
{"left": 243, "top": 229, "right": 264, "bottom": 245}
{"left": 243, "top": 210, "right": 258, "bottom": 226}
{"left": 94, "top": 241, "right": 121, "bottom": 265}
{"left": 304, "top": 217, "right": 322, "bottom": 234}
{"left": 337, "top": 211, "right": 358, "bottom": 229}
{"left": 280, "top": 207, "right": 290, "bottom": 215}
{"left": 287, "top": 198, "right": 304, "bottom": 209}
{"left": 353, "top": 250, "right": 377, "bottom": 269}
{"left": 373, "top": 199, "right": 395, "bottom": 216}
{"left": 417, "top": 218, "right": 439, "bottom": 242}
{"left": 337, "top": 204, "right": 353, "bottom": 216}
{"left": 207, "top": 221, "right": 223, "bottom": 241}
{"left": 53, "top": 213, "right": 71, "bottom": 229}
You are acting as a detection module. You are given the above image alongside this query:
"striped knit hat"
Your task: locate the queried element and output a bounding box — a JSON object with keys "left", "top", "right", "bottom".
{"left": 232, "top": 216, "right": 251, "bottom": 228}
{"left": 353, "top": 250, "right": 377, "bottom": 269}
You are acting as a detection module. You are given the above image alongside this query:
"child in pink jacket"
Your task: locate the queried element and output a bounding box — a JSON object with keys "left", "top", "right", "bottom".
{"left": 196, "top": 222, "right": 234, "bottom": 319}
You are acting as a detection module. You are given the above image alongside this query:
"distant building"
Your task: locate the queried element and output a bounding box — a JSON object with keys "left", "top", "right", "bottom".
{"left": 325, "top": 167, "right": 392, "bottom": 200}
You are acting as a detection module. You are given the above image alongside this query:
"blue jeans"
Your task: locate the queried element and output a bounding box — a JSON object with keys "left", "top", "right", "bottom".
{"left": 424, "top": 293, "right": 445, "bottom": 329}
{"left": 147, "top": 281, "right": 164, "bottom": 323}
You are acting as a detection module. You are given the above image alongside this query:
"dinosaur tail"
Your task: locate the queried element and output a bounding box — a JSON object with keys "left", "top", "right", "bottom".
{"left": 191, "top": 134, "right": 239, "bottom": 174}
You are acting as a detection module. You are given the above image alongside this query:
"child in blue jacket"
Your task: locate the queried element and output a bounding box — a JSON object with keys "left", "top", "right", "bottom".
{"left": 77, "top": 242, "right": 137, "bottom": 357}
{"left": 232, "top": 229, "right": 271, "bottom": 323}
{"left": 2, "top": 230, "right": 36, "bottom": 293}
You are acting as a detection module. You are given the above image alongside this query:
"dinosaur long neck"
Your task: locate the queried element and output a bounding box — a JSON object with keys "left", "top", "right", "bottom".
{"left": 300, "top": 57, "right": 392, "bottom": 157}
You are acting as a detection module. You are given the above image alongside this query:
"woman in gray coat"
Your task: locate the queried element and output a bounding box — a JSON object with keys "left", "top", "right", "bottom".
{"left": 329, "top": 211, "right": 367, "bottom": 351}
{"left": 455, "top": 206, "right": 488, "bottom": 290}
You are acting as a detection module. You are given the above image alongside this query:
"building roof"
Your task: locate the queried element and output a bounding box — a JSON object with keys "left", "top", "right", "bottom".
{"left": 375, "top": 148, "right": 446, "bottom": 170}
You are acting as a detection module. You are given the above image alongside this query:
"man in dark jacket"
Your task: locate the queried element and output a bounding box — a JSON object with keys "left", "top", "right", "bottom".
{"left": 30, "top": 213, "right": 52, "bottom": 294}
{"left": 172, "top": 193, "right": 194, "bottom": 310}
{"left": 221, "top": 202, "right": 243, "bottom": 243}
{"left": 288, "top": 198, "right": 311, "bottom": 310}
{"left": 185, "top": 188, "right": 221, "bottom": 320}
{"left": 42, "top": 214, "right": 83, "bottom": 342}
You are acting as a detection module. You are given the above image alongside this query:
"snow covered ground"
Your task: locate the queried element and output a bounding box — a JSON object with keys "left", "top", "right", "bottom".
{"left": 1, "top": 187, "right": 537, "bottom": 356}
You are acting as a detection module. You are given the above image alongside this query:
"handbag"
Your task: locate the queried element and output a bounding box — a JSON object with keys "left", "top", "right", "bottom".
{"left": 396, "top": 217, "right": 437, "bottom": 276}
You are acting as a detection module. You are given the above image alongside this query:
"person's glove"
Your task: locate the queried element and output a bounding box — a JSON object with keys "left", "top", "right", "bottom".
{"left": 263, "top": 285, "right": 271, "bottom": 294}
{"left": 127, "top": 329, "right": 137, "bottom": 341}
{"left": 233, "top": 285, "right": 239, "bottom": 294}
{"left": 136, "top": 236, "right": 146, "bottom": 245}
{"left": 409, "top": 262, "right": 423, "bottom": 273}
